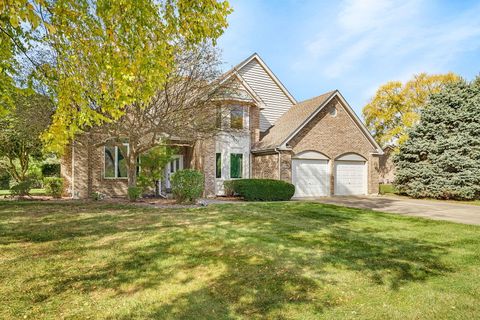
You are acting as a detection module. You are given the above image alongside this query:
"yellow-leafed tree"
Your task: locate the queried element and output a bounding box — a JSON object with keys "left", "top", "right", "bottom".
{"left": 362, "top": 73, "right": 461, "bottom": 147}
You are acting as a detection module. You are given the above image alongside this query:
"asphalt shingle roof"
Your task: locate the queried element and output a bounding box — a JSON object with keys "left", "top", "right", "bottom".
{"left": 253, "top": 90, "right": 336, "bottom": 151}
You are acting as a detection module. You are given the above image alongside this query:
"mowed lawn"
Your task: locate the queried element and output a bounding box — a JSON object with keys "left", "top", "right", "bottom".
{"left": 0, "top": 201, "right": 479, "bottom": 319}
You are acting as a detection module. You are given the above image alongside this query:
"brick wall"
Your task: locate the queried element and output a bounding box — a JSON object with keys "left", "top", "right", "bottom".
{"left": 288, "top": 97, "right": 380, "bottom": 194}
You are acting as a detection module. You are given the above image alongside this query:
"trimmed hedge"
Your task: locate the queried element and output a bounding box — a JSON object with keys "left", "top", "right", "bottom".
{"left": 226, "top": 179, "right": 295, "bottom": 201}
{"left": 41, "top": 163, "right": 61, "bottom": 177}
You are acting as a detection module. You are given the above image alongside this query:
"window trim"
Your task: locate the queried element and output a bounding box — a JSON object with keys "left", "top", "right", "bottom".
{"left": 104, "top": 143, "right": 129, "bottom": 179}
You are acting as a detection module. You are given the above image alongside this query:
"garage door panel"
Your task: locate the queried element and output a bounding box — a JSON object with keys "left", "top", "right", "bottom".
{"left": 292, "top": 159, "right": 329, "bottom": 197}
{"left": 335, "top": 160, "right": 366, "bottom": 195}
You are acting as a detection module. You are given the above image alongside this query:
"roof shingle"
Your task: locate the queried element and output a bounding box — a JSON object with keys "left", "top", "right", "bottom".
{"left": 253, "top": 90, "right": 336, "bottom": 151}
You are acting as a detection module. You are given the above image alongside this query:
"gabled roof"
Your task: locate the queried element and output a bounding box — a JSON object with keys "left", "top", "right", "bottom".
{"left": 253, "top": 90, "right": 383, "bottom": 154}
{"left": 222, "top": 53, "right": 297, "bottom": 105}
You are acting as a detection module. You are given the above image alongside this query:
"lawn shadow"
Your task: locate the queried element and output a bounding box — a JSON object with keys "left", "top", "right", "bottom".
{"left": 0, "top": 201, "right": 456, "bottom": 318}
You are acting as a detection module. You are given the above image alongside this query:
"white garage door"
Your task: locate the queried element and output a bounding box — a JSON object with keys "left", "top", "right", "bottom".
{"left": 292, "top": 159, "right": 329, "bottom": 197}
{"left": 335, "top": 160, "right": 366, "bottom": 195}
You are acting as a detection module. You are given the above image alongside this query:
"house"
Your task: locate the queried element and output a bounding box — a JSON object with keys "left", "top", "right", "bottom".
{"left": 60, "top": 53, "right": 383, "bottom": 199}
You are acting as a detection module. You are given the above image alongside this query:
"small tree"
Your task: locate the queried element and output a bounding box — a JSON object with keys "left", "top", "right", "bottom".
{"left": 0, "top": 89, "right": 53, "bottom": 195}
{"left": 138, "top": 145, "right": 177, "bottom": 196}
{"left": 394, "top": 77, "right": 480, "bottom": 200}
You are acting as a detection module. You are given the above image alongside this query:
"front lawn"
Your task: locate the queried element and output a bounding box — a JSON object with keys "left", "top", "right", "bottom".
{"left": 0, "top": 201, "right": 479, "bottom": 319}
{"left": 0, "top": 188, "right": 46, "bottom": 196}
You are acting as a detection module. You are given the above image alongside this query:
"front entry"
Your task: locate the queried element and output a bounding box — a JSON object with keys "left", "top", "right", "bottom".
{"left": 165, "top": 155, "right": 183, "bottom": 190}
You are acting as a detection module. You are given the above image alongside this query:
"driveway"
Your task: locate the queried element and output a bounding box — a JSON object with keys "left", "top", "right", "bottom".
{"left": 302, "top": 195, "right": 480, "bottom": 225}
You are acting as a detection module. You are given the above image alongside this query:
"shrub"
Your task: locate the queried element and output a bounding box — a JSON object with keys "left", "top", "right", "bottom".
{"left": 10, "top": 179, "right": 34, "bottom": 197}
{"left": 227, "top": 179, "right": 295, "bottom": 201}
{"left": 0, "top": 170, "right": 10, "bottom": 190}
{"left": 44, "top": 177, "right": 64, "bottom": 198}
{"left": 223, "top": 180, "right": 235, "bottom": 196}
{"left": 171, "top": 169, "right": 204, "bottom": 204}
{"left": 128, "top": 186, "right": 143, "bottom": 202}
{"left": 91, "top": 191, "right": 106, "bottom": 201}
{"left": 41, "top": 163, "right": 61, "bottom": 177}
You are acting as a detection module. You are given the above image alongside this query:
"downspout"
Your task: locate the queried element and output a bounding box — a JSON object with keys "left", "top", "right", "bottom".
{"left": 71, "top": 140, "right": 75, "bottom": 199}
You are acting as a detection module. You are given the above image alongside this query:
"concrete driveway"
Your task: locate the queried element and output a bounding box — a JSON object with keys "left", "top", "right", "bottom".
{"left": 302, "top": 195, "right": 480, "bottom": 225}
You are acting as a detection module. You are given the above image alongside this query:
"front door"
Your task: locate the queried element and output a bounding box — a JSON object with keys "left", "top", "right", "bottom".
{"left": 165, "top": 155, "right": 183, "bottom": 190}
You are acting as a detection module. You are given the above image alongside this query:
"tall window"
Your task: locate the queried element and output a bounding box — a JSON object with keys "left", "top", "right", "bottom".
{"left": 216, "top": 153, "right": 222, "bottom": 178}
{"left": 230, "top": 153, "right": 243, "bottom": 178}
{"left": 104, "top": 143, "right": 129, "bottom": 178}
{"left": 230, "top": 106, "right": 243, "bottom": 129}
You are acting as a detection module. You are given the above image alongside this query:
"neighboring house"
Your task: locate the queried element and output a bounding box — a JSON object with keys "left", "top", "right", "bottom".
{"left": 379, "top": 145, "right": 396, "bottom": 184}
{"left": 61, "top": 53, "right": 383, "bottom": 199}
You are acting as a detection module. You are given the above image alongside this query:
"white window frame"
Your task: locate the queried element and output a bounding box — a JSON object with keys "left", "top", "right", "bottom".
{"left": 104, "top": 143, "right": 129, "bottom": 179}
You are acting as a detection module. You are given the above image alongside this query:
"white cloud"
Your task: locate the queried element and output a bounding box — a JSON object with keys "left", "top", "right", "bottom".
{"left": 295, "top": 0, "right": 480, "bottom": 79}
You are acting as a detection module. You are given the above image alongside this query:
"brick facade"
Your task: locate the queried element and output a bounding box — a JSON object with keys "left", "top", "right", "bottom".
{"left": 288, "top": 97, "right": 379, "bottom": 194}
{"left": 252, "top": 97, "right": 380, "bottom": 195}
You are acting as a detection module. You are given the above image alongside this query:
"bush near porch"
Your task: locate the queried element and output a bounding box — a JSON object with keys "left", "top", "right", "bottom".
{"left": 226, "top": 179, "right": 295, "bottom": 201}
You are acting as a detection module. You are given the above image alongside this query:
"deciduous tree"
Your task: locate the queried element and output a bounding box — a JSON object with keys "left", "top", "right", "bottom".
{"left": 1, "top": 0, "right": 232, "bottom": 152}
{"left": 362, "top": 73, "right": 460, "bottom": 147}
{"left": 0, "top": 89, "right": 54, "bottom": 192}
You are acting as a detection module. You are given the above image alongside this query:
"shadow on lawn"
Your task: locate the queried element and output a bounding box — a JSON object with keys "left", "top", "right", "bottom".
{"left": 0, "top": 201, "right": 454, "bottom": 318}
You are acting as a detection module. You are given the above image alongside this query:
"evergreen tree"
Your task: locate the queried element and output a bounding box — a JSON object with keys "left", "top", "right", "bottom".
{"left": 394, "top": 77, "right": 480, "bottom": 200}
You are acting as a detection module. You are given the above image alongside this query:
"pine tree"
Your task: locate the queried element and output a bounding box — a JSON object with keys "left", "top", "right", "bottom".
{"left": 394, "top": 76, "right": 480, "bottom": 200}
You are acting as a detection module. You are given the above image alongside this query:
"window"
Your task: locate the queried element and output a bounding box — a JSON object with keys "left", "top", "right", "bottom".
{"left": 230, "top": 153, "right": 243, "bottom": 178}
{"left": 104, "top": 143, "right": 129, "bottom": 178}
{"left": 230, "top": 106, "right": 243, "bottom": 129}
{"left": 216, "top": 153, "right": 222, "bottom": 178}
{"left": 329, "top": 106, "right": 337, "bottom": 117}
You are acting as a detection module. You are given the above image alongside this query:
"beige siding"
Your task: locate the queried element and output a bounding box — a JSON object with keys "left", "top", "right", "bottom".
{"left": 238, "top": 59, "right": 294, "bottom": 131}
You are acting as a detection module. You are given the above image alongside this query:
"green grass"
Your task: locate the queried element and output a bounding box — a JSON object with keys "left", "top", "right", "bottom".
{"left": 379, "top": 183, "right": 397, "bottom": 195}
{"left": 0, "top": 188, "right": 46, "bottom": 196}
{"left": 0, "top": 201, "right": 479, "bottom": 319}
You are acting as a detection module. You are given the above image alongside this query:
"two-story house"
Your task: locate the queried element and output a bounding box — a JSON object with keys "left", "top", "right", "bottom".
{"left": 61, "top": 53, "right": 383, "bottom": 199}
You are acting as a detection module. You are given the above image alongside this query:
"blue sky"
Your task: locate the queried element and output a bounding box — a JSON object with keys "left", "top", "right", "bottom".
{"left": 217, "top": 0, "right": 480, "bottom": 116}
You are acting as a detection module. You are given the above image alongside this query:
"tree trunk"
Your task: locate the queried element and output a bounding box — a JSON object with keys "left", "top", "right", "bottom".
{"left": 127, "top": 153, "right": 137, "bottom": 188}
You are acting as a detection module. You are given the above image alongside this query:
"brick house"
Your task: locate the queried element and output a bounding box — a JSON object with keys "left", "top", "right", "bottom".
{"left": 61, "top": 53, "right": 383, "bottom": 198}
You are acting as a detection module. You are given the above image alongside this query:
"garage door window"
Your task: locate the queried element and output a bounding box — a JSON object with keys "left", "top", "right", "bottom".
{"left": 230, "top": 153, "right": 243, "bottom": 178}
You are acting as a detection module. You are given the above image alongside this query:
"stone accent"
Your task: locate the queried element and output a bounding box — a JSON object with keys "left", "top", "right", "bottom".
{"left": 252, "top": 153, "right": 279, "bottom": 179}
{"left": 288, "top": 97, "right": 380, "bottom": 194}
{"left": 251, "top": 150, "right": 291, "bottom": 182}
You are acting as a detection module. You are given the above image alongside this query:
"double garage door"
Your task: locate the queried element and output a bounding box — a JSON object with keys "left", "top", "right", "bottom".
{"left": 292, "top": 157, "right": 366, "bottom": 197}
